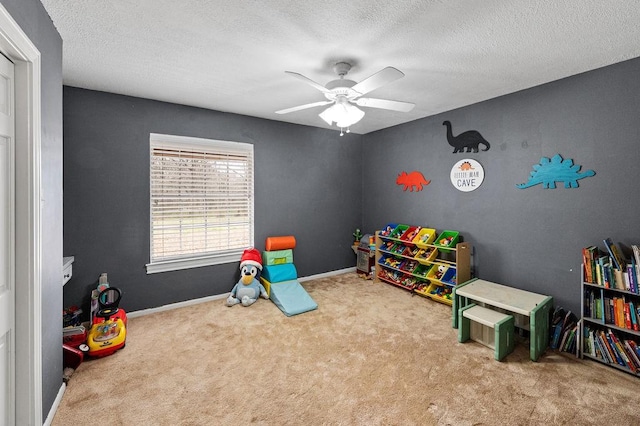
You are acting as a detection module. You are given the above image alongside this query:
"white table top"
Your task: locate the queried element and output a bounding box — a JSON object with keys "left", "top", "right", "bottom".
{"left": 455, "top": 279, "right": 549, "bottom": 316}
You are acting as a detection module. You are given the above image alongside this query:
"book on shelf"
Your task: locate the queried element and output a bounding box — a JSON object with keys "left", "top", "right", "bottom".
{"left": 602, "top": 330, "right": 625, "bottom": 367}
{"left": 624, "top": 340, "right": 640, "bottom": 370}
{"left": 614, "top": 268, "right": 625, "bottom": 291}
{"left": 603, "top": 238, "right": 627, "bottom": 271}
{"left": 622, "top": 269, "right": 631, "bottom": 292}
{"left": 586, "top": 246, "right": 600, "bottom": 284}
{"left": 587, "top": 328, "right": 596, "bottom": 357}
{"left": 584, "top": 324, "right": 640, "bottom": 373}
{"left": 551, "top": 323, "right": 563, "bottom": 349}
{"left": 615, "top": 297, "right": 625, "bottom": 328}
{"left": 550, "top": 308, "right": 577, "bottom": 354}
{"left": 583, "top": 289, "right": 603, "bottom": 320}
{"left": 560, "top": 324, "right": 578, "bottom": 354}
{"left": 626, "top": 263, "right": 637, "bottom": 293}
{"left": 595, "top": 330, "right": 615, "bottom": 364}
{"left": 632, "top": 245, "right": 640, "bottom": 268}
{"left": 603, "top": 296, "right": 612, "bottom": 324}
{"left": 583, "top": 289, "right": 592, "bottom": 318}
{"left": 628, "top": 340, "right": 640, "bottom": 366}
{"left": 597, "top": 256, "right": 612, "bottom": 288}
{"left": 623, "top": 302, "right": 633, "bottom": 329}
{"left": 608, "top": 329, "right": 637, "bottom": 372}
{"left": 562, "top": 310, "right": 577, "bottom": 331}
{"left": 582, "top": 246, "right": 596, "bottom": 283}
{"left": 631, "top": 301, "right": 639, "bottom": 331}
{"left": 550, "top": 306, "right": 566, "bottom": 349}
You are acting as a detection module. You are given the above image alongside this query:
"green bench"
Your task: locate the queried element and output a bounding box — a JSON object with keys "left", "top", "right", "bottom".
{"left": 458, "top": 304, "right": 515, "bottom": 361}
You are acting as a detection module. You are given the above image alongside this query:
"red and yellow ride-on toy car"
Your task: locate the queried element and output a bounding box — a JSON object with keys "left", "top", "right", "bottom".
{"left": 86, "top": 287, "right": 127, "bottom": 357}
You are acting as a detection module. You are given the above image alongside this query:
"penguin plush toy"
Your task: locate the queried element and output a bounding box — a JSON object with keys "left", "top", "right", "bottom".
{"left": 226, "top": 247, "right": 268, "bottom": 307}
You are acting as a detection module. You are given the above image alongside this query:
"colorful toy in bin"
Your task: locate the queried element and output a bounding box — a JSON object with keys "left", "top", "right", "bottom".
{"left": 429, "top": 285, "right": 452, "bottom": 300}
{"left": 414, "top": 228, "right": 436, "bottom": 246}
{"left": 413, "top": 264, "right": 432, "bottom": 278}
{"left": 415, "top": 282, "right": 429, "bottom": 293}
{"left": 380, "top": 223, "right": 397, "bottom": 237}
{"left": 440, "top": 236, "right": 453, "bottom": 246}
{"left": 434, "top": 230, "right": 459, "bottom": 252}
{"left": 389, "top": 224, "right": 408, "bottom": 239}
{"left": 442, "top": 267, "right": 457, "bottom": 285}
{"left": 403, "top": 246, "right": 420, "bottom": 257}
{"left": 86, "top": 287, "right": 127, "bottom": 358}
{"left": 400, "top": 226, "right": 421, "bottom": 242}
{"left": 401, "top": 276, "right": 417, "bottom": 290}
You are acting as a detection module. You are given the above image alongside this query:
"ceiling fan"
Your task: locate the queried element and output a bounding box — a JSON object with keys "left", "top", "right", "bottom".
{"left": 276, "top": 62, "right": 415, "bottom": 135}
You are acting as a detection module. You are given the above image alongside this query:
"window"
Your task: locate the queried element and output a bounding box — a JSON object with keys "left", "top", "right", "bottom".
{"left": 146, "top": 133, "right": 254, "bottom": 274}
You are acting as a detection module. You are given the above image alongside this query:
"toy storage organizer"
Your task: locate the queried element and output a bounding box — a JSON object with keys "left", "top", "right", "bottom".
{"left": 374, "top": 223, "right": 471, "bottom": 306}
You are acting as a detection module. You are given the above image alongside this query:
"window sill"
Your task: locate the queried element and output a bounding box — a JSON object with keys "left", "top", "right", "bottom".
{"left": 146, "top": 251, "right": 243, "bottom": 274}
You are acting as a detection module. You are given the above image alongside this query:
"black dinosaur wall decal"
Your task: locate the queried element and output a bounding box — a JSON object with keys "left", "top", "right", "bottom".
{"left": 443, "top": 120, "right": 491, "bottom": 153}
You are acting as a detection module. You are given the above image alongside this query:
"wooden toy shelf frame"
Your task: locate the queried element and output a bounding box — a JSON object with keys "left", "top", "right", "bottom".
{"left": 374, "top": 228, "right": 471, "bottom": 306}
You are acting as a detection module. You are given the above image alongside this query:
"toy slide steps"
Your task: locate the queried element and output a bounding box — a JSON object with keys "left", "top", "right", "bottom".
{"left": 262, "top": 235, "right": 317, "bottom": 316}
{"left": 268, "top": 280, "right": 318, "bottom": 317}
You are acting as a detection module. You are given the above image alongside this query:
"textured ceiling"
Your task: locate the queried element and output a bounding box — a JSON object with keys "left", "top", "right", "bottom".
{"left": 41, "top": 0, "right": 640, "bottom": 135}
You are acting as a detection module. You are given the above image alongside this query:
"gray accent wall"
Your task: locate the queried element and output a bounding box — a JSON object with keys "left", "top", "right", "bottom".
{"left": 363, "top": 57, "right": 640, "bottom": 314}
{"left": 64, "top": 58, "right": 640, "bottom": 319}
{"left": 63, "top": 87, "right": 363, "bottom": 313}
{"left": 1, "top": 0, "right": 63, "bottom": 420}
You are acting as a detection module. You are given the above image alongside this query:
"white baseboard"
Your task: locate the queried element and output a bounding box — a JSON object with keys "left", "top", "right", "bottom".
{"left": 44, "top": 382, "right": 66, "bottom": 426}
{"left": 298, "top": 267, "right": 356, "bottom": 282}
{"left": 128, "top": 267, "right": 356, "bottom": 318}
{"left": 127, "top": 293, "right": 228, "bottom": 319}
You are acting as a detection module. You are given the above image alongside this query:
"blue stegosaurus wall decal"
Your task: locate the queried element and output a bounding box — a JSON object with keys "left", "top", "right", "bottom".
{"left": 516, "top": 154, "right": 595, "bottom": 189}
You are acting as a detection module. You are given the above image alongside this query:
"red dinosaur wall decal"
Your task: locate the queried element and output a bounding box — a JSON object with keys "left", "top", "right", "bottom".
{"left": 396, "top": 171, "right": 431, "bottom": 192}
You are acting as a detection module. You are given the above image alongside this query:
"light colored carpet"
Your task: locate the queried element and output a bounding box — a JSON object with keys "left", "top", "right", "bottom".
{"left": 53, "top": 273, "right": 640, "bottom": 425}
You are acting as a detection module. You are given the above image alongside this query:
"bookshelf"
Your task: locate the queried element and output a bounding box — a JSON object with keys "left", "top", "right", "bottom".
{"left": 374, "top": 223, "right": 471, "bottom": 306}
{"left": 580, "top": 246, "right": 640, "bottom": 376}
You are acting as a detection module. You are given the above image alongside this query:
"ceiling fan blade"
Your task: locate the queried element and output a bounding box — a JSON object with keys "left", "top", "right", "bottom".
{"left": 351, "top": 67, "right": 405, "bottom": 96}
{"left": 285, "top": 71, "right": 331, "bottom": 94}
{"left": 275, "top": 100, "right": 333, "bottom": 114}
{"left": 354, "top": 97, "right": 415, "bottom": 112}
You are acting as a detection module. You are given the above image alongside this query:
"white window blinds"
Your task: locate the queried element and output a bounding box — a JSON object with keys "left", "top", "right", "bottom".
{"left": 148, "top": 134, "right": 254, "bottom": 273}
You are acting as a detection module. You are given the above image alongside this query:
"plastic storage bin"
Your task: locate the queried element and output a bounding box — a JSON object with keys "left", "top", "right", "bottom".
{"left": 400, "top": 226, "right": 421, "bottom": 243}
{"left": 441, "top": 267, "right": 457, "bottom": 286}
{"left": 415, "top": 247, "right": 438, "bottom": 265}
{"left": 402, "top": 245, "right": 421, "bottom": 258}
{"left": 400, "top": 259, "right": 419, "bottom": 273}
{"left": 379, "top": 223, "right": 398, "bottom": 237}
{"left": 379, "top": 255, "right": 402, "bottom": 270}
{"left": 427, "top": 264, "right": 448, "bottom": 282}
{"left": 413, "top": 264, "right": 432, "bottom": 278}
{"left": 389, "top": 224, "right": 408, "bottom": 239}
{"left": 434, "top": 230, "right": 459, "bottom": 252}
{"left": 426, "top": 282, "right": 453, "bottom": 303}
{"left": 413, "top": 228, "right": 437, "bottom": 248}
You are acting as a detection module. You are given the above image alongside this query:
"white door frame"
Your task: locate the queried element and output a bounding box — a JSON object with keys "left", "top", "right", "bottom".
{"left": 0, "top": 4, "right": 42, "bottom": 426}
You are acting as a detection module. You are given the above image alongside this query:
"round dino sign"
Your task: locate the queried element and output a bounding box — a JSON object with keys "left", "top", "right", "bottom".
{"left": 450, "top": 159, "right": 484, "bottom": 192}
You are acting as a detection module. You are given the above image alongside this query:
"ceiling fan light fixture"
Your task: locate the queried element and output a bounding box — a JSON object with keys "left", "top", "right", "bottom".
{"left": 279, "top": 64, "right": 412, "bottom": 132}
{"left": 319, "top": 98, "right": 365, "bottom": 129}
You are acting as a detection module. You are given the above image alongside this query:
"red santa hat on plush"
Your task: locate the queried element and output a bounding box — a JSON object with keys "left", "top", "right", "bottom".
{"left": 239, "top": 247, "right": 262, "bottom": 270}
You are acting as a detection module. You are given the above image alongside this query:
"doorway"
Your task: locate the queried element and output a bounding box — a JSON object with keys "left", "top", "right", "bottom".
{"left": 0, "top": 4, "right": 43, "bottom": 425}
